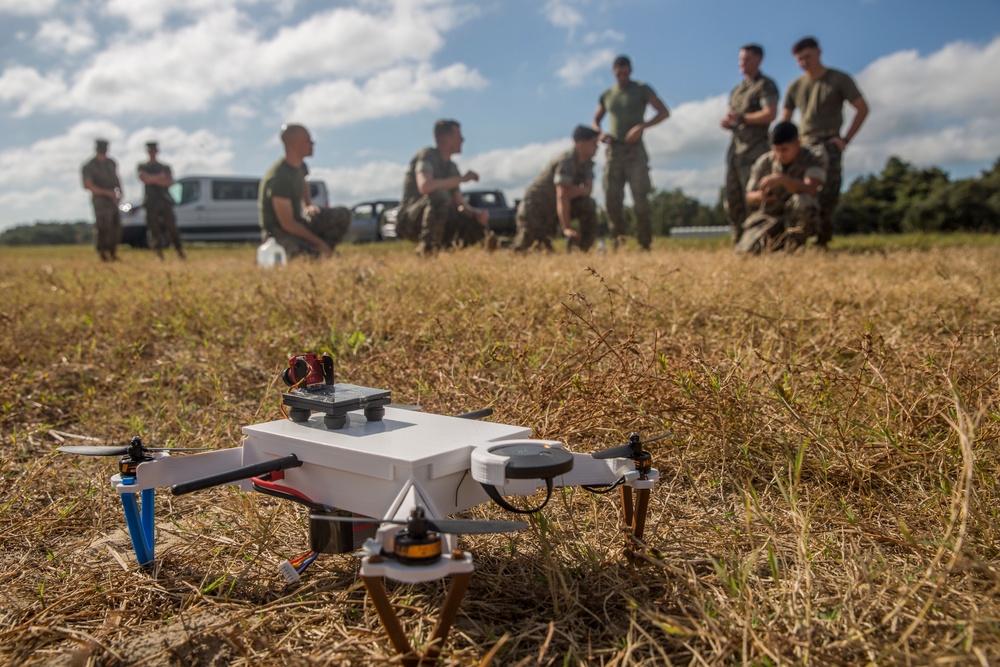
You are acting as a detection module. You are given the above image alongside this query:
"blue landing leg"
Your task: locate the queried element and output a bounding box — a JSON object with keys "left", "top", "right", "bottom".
{"left": 120, "top": 482, "right": 155, "bottom": 566}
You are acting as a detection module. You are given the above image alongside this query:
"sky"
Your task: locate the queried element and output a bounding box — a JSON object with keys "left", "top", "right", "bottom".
{"left": 1, "top": 0, "right": 999, "bottom": 231}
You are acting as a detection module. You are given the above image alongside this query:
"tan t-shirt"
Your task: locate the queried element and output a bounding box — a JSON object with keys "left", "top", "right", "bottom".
{"left": 783, "top": 68, "right": 862, "bottom": 140}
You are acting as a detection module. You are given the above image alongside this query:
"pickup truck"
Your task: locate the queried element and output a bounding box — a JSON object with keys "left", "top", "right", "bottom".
{"left": 463, "top": 189, "right": 517, "bottom": 235}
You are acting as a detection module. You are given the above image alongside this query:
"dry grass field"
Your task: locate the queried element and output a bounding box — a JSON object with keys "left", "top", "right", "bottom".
{"left": 2, "top": 236, "right": 1000, "bottom": 666}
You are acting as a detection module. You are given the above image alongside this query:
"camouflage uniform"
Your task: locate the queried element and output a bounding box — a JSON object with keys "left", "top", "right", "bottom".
{"left": 81, "top": 156, "right": 122, "bottom": 260}
{"left": 259, "top": 158, "right": 351, "bottom": 258}
{"left": 736, "top": 145, "right": 827, "bottom": 254}
{"left": 599, "top": 80, "right": 660, "bottom": 249}
{"left": 784, "top": 69, "right": 863, "bottom": 245}
{"left": 724, "top": 73, "right": 779, "bottom": 240}
{"left": 138, "top": 160, "right": 183, "bottom": 257}
{"left": 398, "top": 147, "right": 484, "bottom": 252}
{"left": 514, "top": 147, "right": 597, "bottom": 252}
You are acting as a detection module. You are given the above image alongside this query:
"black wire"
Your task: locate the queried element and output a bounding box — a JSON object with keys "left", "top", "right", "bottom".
{"left": 581, "top": 476, "right": 627, "bottom": 495}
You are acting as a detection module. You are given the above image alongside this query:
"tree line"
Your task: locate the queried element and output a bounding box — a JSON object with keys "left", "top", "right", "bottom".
{"left": 3, "top": 157, "right": 999, "bottom": 245}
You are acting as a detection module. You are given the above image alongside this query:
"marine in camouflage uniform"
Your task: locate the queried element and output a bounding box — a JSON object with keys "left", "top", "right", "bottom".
{"left": 593, "top": 55, "right": 670, "bottom": 250}
{"left": 514, "top": 125, "right": 600, "bottom": 252}
{"left": 258, "top": 124, "right": 350, "bottom": 258}
{"left": 138, "top": 142, "right": 185, "bottom": 259}
{"left": 782, "top": 37, "right": 869, "bottom": 247}
{"left": 737, "top": 121, "right": 827, "bottom": 254}
{"left": 81, "top": 139, "right": 122, "bottom": 261}
{"left": 721, "top": 44, "right": 779, "bottom": 242}
{"left": 398, "top": 119, "right": 490, "bottom": 254}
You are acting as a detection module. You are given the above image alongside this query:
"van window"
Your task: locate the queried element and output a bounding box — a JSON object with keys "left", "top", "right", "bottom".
{"left": 213, "top": 180, "right": 259, "bottom": 201}
{"left": 169, "top": 180, "right": 201, "bottom": 206}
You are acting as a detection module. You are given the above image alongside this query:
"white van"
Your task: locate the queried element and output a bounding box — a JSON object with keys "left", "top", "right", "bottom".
{"left": 120, "top": 175, "right": 330, "bottom": 247}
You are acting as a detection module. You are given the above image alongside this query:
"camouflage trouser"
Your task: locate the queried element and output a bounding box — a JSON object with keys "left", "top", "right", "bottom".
{"left": 145, "top": 198, "right": 182, "bottom": 254}
{"left": 92, "top": 197, "right": 121, "bottom": 258}
{"left": 806, "top": 139, "right": 842, "bottom": 245}
{"left": 262, "top": 206, "right": 352, "bottom": 258}
{"left": 735, "top": 194, "right": 819, "bottom": 254}
{"left": 513, "top": 196, "right": 597, "bottom": 252}
{"left": 604, "top": 141, "right": 653, "bottom": 249}
{"left": 724, "top": 143, "right": 768, "bottom": 242}
{"left": 398, "top": 192, "right": 484, "bottom": 252}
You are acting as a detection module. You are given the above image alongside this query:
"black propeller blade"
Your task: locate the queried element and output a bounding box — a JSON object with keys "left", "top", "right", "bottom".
{"left": 308, "top": 514, "right": 528, "bottom": 536}
{"left": 58, "top": 445, "right": 210, "bottom": 456}
{"left": 57, "top": 436, "right": 210, "bottom": 458}
{"left": 592, "top": 431, "right": 671, "bottom": 460}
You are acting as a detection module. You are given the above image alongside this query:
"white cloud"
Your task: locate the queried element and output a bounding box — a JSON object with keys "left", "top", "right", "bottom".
{"left": 0, "top": 0, "right": 57, "bottom": 14}
{"left": 286, "top": 63, "right": 486, "bottom": 129}
{"left": 309, "top": 160, "right": 406, "bottom": 205}
{"left": 583, "top": 29, "right": 624, "bottom": 45}
{"left": 35, "top": 18, "right": 97, "bottom": 55}
{"left": 103, "top": 0, "right": 241, "bottom": 32}
{"left": 0, "top": 66, "right": 70, "bottom": 116}
{"left": 556, "top": 47, "right": 614, "bottom": 86}
{"left": 850, "top": 36, "right": 1000, "bottom": 170}
{"left": 0, "top": 2, "right": 481, "bottom": 117}
{"left": 543, "top": 0, "right": 584, "bottom": 31}
{"left": 644, "top": 94, "right": 729, "bottom": 163}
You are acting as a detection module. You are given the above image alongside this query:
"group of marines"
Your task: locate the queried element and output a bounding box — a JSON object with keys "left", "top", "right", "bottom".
{"left": 83, "top": 35, "right": 867, "bottom": 260}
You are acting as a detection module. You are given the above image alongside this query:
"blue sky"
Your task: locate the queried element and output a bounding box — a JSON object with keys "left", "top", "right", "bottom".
{"left": 1, "top": 0, "right": 999, "bottom": 231}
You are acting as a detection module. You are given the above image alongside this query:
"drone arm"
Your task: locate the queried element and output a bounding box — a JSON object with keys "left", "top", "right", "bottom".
{"left": 171, "top": 454, "right": 302, "bottom": 495}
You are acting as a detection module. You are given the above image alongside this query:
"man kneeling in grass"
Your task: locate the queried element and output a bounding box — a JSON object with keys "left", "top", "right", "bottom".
{"left": 738, "top": 121, "right": 827, "bottom": 254}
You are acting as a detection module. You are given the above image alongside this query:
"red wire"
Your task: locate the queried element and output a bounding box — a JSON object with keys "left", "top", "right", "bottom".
{"left": 251, "top": 476, "right": 317, "bottom": 505}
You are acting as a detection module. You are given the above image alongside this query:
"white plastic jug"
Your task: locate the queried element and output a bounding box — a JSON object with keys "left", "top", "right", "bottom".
{"left": 256, "top": 237, "right": 287, "bottom": 268}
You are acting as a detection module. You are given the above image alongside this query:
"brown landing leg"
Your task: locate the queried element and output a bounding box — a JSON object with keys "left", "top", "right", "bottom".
{"left": 421, "top": 570, "right": 473, "bottom": 666}
{"left": 362, "top": 570, "right": 474, "bottom": 667}
{"left": 362, "top": 575, "right": 418, "bottom": 666}
{"left": 620, "top": 486, "right": 633, "bottom": 527}
{"left": 632, "top": 487, "right": 650, "bottom": 541}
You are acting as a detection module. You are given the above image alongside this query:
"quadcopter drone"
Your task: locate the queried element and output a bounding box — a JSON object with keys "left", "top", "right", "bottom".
{"left": 60, "top": 353, "right": 664, "bottom": 666}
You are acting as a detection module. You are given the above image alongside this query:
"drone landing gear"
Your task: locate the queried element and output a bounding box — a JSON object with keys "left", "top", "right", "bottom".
{"left": 362, "top": 561, "right": 473, "bottom": 667}
{"left": 620, "top": 485, "right": 651, "bottom": 541}
{"left": 120, "top": 482, "right": 156, "bottom": 567}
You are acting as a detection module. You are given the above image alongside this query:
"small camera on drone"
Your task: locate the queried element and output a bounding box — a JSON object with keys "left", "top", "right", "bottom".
{"left": 281, "top": 353, "right": 334, "bottom": 388}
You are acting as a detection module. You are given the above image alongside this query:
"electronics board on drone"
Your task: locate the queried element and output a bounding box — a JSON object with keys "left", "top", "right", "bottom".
{"left": 59, "top": 353, "right": 665, "bottom": 666}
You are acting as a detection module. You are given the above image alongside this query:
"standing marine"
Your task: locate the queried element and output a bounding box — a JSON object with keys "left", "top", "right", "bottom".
{"left": 513, "top": 125, "right": 601, "bottom": 252}
{"left": 138, "top": 141, "right": 185, "bottom": 259}
{"left": 592, "top": 55, "right": 669, "bottom": 250}
{"left": 81, "top": 139, "right": 123, "bottom": 262}
{"left": 781, "top": 36, "right": 869, "bottom": 248}
{"left": 720, "top": 44, "right": 779, "bottom": 242}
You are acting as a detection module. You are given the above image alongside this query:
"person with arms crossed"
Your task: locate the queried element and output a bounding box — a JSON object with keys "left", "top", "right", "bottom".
{"left": 721, "top": 44, "right": 779, "bottom": 242}
{"left": 397, "top": 119, "right": 490, "bottom": 255}
{"left": 592, "top": 55, "right": 669, "bottom": 251}
{"left": 781, "top": 36, "right": 868, "bottom": 248}
{"left": 138, "top": 141, "right": 185, "bottom": 260}
{"left": 737, "top": 121, "right": 827, "bottom": 254}
{"left": 513, "top": 125, "right": 601, "bottom": 252}
{"left": 82, "top": 138, "right": 123, "bottom": 262}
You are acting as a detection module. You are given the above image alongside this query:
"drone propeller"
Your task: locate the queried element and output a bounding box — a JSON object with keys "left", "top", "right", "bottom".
{"left": 57, "top": 436, "right": 210, "bottom": 458}
{"left": 58, "top": 444, "right": 208, "bottom": 456}
{"left": 309, "top": 510, "right": 528, "bottom": 536}
{"left": 592, "top": 431, "right": 671, "bottom": 460}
